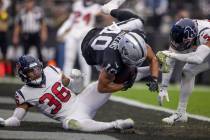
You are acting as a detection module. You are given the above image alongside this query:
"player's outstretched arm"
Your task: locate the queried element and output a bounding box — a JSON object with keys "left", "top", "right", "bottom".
{"left": 98, "top": 69, "right": 125, "bottom": 93}
{"left": 145, "top": 45, "right": 159, "bottom": 92}
{"left": 0, "top": 103, "right": 29, "bottom": 127}
{"left": 160, "top": 43, "right": 210, "bottom": 64}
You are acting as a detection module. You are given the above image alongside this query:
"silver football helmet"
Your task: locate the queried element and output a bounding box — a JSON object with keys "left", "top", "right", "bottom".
{"left": 118, "top": 32, "right": 147, "bottom": 66}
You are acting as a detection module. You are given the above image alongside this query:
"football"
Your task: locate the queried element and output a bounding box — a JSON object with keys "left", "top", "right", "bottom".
{"left": 114, "top": 66, "right": 136, "bottom": 84}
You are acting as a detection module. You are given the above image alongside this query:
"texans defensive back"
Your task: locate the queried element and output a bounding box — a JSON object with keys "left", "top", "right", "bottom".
{"left": 157, "top": 18, "right": 210, "bottom": 124}
{"left": 0, "top": 55, "right": 134, "bottom": 132}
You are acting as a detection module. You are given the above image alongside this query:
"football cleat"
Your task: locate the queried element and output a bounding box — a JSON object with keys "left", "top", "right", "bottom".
{"left": 156, "top": 51, "right": 170, "bottom": 73}
{"left": 114, "top": 118, "right": 134, "bottom": 130}
{"left": 101, "top": 0, "right": 126, "bottom": 15}
{"left": 162, "top": 112, "right": 188, "bottom": 125}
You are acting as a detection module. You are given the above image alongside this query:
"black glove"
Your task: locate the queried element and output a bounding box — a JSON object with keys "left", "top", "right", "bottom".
{"left": 146, "top": 76, "right": 159, "bottom": 92}
{"left": 122, "top": 67, "right": 137, "bottom": 91}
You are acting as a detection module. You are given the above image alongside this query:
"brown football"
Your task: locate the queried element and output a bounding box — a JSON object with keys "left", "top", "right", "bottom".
{"left": 114, "top": 66, "right": 136, "bottom": 84}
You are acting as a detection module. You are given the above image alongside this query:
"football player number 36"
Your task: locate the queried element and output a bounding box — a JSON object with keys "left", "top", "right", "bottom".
{"left": 39, "top": 82, "right": 71, "bottom": 114}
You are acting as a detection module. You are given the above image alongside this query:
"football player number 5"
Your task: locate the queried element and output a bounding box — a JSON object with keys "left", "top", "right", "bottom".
{"left": 39, "top": 82, "right": 71, "bottom": 114}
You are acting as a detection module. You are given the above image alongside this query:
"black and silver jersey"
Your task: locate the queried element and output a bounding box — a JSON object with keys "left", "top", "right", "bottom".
{"left": 81, "top": 25, "right": 146, "bottom": 75}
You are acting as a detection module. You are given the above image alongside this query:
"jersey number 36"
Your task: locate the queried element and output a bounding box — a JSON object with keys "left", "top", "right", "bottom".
{"left": 39, "top": 82, "right": 71, "bottom": 114}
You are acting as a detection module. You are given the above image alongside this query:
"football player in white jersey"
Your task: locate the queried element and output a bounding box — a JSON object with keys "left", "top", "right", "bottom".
{"left": 0, "top": 55, "right": 134, "bottom": 132}
{"left": 156, "top": 18, "right": 210, "bottom": 124}
{"left": 57, "top": 0, "right": 102, "bottom": 87}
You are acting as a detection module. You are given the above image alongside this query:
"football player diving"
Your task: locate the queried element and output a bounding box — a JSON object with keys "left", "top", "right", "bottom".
{"left": 0, "top": 55, "right": 134, "bottom": 132}
{"left": 82, "top": 0, "right": 159, "bottom": 93}
{"left": 157, "top": 18, "right": 210, "bottom": 124}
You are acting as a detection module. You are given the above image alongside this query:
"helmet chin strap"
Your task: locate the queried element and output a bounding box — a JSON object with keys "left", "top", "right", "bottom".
{"left": 31, "top": 77, "right": 42, "bottom": 85}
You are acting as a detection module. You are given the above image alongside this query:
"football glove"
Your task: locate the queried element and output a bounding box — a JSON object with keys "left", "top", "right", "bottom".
{"left": 158, "top": 86, "right": 169, "bottom": 106}
{"left": 0, "top": 117, "right": 5, "bottom": 127}
{"left": 69, "top": 69, "right": 85, "bottom": 94}
{"left": 156, "top": 51, "right": 170, "bottom": 73}
{"left": 122, "top": 67, "right": 137, "bottom": 91}
{"left": 146, "top": 76, "right": 159, "bottom": 92}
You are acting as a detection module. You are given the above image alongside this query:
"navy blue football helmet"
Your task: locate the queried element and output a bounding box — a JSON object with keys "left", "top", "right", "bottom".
{"left": 170, "top": 18, "right": 197, "bottom": 52}
{"left": 16, "top": 55, "right": 45, "bottom": 87}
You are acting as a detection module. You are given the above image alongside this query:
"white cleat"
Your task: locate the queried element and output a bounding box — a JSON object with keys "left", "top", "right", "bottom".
{"left": 162, "top": 113, "right": 188, "bottom": 125}
{"left": 114, "top": 118, "right": 134, "bottom": 130}
{"left": 101, "top": 0, "right": 126, "bottom": 15}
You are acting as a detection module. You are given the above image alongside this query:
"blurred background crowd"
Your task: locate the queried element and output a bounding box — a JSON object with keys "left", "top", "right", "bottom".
{"left": 0, "top": 0, "right": 210, "bottom": 84}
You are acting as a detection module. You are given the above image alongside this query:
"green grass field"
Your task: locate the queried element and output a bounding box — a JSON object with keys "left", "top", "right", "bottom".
{"left": 114, "top": 83, "right": 210, "bottom": 117}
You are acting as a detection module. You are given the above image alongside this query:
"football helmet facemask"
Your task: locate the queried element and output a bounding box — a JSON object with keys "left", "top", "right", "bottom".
{"left": 170, "top": 18, "right": 197, "bottom": 52}
{"left": 16, "top": 55, "right": 45, "bottom": 87}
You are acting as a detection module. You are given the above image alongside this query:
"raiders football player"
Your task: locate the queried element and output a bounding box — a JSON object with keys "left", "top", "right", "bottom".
{"left": 82, "top": 0, "right": 159, "bottom": 93}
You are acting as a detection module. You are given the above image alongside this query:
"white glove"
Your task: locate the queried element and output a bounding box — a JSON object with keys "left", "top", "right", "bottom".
{"left": 0, "top": 117, "right": 5, "bottom": 127}
{"left": 69, "top": 69, "right": 85, "bottom": 94}
{"left": 70, "top": 69, "right": 84, "bottom": 79}
{"left": 158, "top": 86, "right": 169, "bottom": 106}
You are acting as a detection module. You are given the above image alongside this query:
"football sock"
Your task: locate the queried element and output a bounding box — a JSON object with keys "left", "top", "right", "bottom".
{"left": 177, "top": 75, "right": 195, "bottom": 114}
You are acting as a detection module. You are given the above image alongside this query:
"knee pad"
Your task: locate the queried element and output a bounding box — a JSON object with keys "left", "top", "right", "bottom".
{"left": 62, "top": 119, "right": 81, "bottom": 130}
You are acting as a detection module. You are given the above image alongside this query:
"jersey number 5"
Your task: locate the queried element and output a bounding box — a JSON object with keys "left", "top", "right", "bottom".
{"left": 39, "top": 82, "right": 71, "bottom": 114}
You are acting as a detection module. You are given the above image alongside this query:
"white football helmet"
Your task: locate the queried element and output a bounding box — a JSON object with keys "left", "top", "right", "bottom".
{"left": 118, "top": 32, "right": 147, "bottom": 66}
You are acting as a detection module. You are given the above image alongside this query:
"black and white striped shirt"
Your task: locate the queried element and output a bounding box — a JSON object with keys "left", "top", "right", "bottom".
{"left": 16, "top": 6, "right": 44, "bottom": 33}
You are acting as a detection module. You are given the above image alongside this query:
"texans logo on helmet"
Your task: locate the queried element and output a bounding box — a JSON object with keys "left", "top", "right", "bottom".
{"left": 184, "top": 26, "right": 197, "bottom": 39}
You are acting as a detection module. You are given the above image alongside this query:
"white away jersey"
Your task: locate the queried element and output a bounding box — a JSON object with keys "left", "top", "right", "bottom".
{"left": 196, "top": 19, "right": 210, "bottom": 45}
{"left": 15, "top": 66, "right": 77, "bottom": 121}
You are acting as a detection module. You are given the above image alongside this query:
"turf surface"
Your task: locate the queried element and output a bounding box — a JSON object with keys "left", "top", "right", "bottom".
{"left": 115, "top": 83, "right": 210, "bottom": 117}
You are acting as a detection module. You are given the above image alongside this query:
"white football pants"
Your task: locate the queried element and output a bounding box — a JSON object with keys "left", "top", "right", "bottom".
{"left": 62, "top": 82, "right": 118, "bottom": 132}
{"left": 177, "top": 54, "right": 210, "bottom": 113}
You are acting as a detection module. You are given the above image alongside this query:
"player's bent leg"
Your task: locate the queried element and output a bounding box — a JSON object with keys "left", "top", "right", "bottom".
{"left": 63, "top": 38, "right": 77, "bottom": 76}
{"left": 162, "top": 61, "right": 210, "bottom": 125}
{"left": 78, "top": 48, "right": 91, "bottom": 87}
{"left": 101, "top": 0, "right": 126, "bottom": 15}
{"left": 62, "top": 118, "right": 134, "bottom": 132}
{"left": 76, "top": 82, "right": 112, "bottom": 118}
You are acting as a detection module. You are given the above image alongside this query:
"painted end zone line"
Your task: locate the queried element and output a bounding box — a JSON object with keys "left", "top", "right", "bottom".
{"left": 110, "top": 96, "right": 210, "bottom": 122}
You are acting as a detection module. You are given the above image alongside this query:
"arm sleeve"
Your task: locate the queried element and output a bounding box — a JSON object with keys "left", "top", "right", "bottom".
{"left": 161, "top": 57, "right": 176, "bottom": 87}
{"left": 4, "top": 108, "right": 27, "bottom": 126}
{"left": 168, "top": 45, "right": 210, "bottom": 64}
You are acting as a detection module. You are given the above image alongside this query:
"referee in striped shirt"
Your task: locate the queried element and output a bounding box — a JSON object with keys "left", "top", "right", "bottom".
{"left": 13, "top": 0, "right": 48, "bottom": 62}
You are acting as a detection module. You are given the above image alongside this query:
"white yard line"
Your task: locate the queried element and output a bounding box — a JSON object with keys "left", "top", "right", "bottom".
{"left": 0, "top": 130, "right": 118, "bottom": 140}
{"left": 0, "top": 97, "right": 14, "bottom": 104}
{"left": 110, "top": 96, "right": 210, "bottom": 122}
{"left": 0, "top": 109, "right": 58, "bottom": 123}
